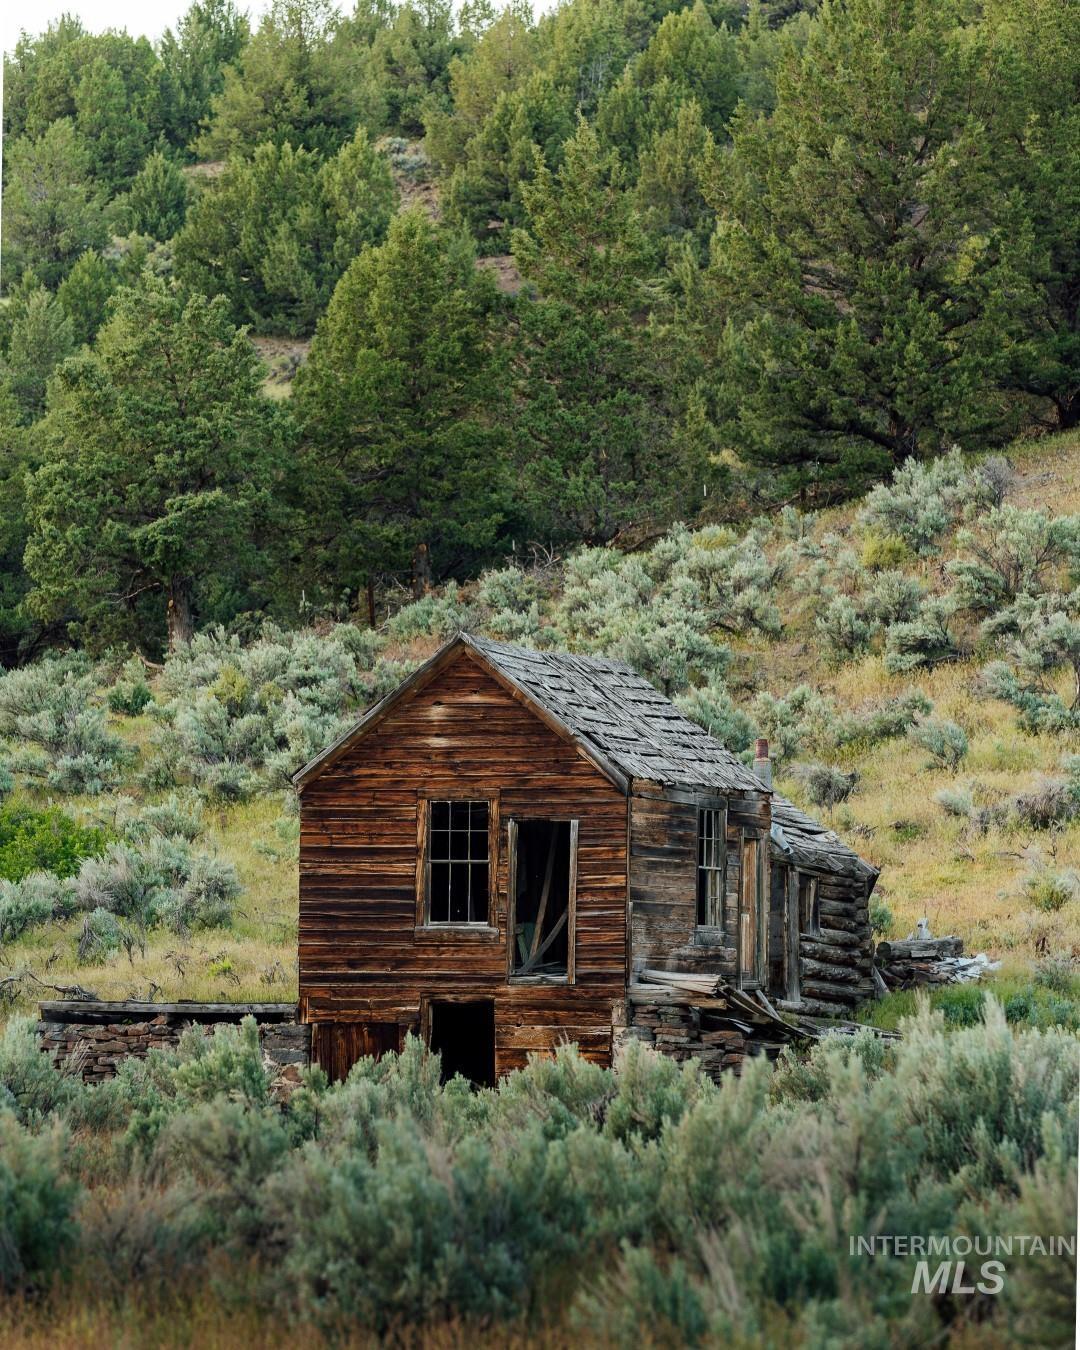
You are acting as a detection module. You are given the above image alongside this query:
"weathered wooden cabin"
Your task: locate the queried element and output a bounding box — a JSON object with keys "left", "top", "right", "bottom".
{"left": 294, "top": 634, "right": 877, "bottom": 1083}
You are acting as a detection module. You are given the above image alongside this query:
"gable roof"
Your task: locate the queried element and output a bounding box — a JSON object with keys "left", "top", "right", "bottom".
{"left": 770, "top": 792, "right": 879, "bottom": 886}
{"left": 293, "top": 632, "right": 765, "bottom": 795}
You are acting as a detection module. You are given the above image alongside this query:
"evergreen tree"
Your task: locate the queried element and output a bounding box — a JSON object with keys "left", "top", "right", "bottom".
{"left": 294, "top": 209, "right": 509, "bottom": 599}
{"left": 195, "top": 0, "right": 362, "bottom": 159}
{"left": 0, "top": 280, "right": 76, "bottom": 423}
{"left": 24, "top": 276, "right": 284, "bottom": 653}
{"left": 986, "top": 0, "right": 1080, "bottom": 429}
{"left": 512, "top": 120, "right": 693, "bottom": 542}
{"left": 174, "top": 131, "right": 395, "bottom": 335}
{"left": 705, "top": 0, "right": 1027, "bottom": 495}
{"left": 316, "top": 128, "right": 400, "bottom": 271}
{"left": 74, "top": 55, "right": 153, "bottom": 194}
{"left": 0, "top": 120, "right": 108, "bottom": 290}
{"left": 0, "top": 384, "right": 38, "bottom": 663}
{"left": 56, "top": 252, "right": 120, "bottom": 349}
{"left": 119, "top": 151, "right": 190, "bottom": 241}
{"left": 158, "top": 0, "right": 250, "bottom": 154}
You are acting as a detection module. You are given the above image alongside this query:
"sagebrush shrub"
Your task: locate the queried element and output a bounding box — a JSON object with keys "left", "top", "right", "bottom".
{"left": 908, "top": 717, "right": 969, "bottom": 769}
{"left": 0, "top": 871, "right": 76, "bottom": 942}
{"left": 796, "top": 762, "right": 858, "bottom": 809}
{"left": 858, "top": 448, "right": 985, "bottom": 555}
{"left": 675, "top": 679, "right": 757, "bottom": 754}
{"left": 884, "top": 598, "right": 960, "bottom": 673}
{"left": 833, "top": 689, "right": 932, "bottom": 747}
{"left": 0, "top": 1116, "right": 79, "bottom": 1293}
{"left": 0, "top": 656, "right": 131, "bottom": 795}
{"left": 1023, "top": 866, "right": 1078, "bottom": 913}
{"left": 815, "top": 595, "right": 874, "bottom": 658}
{"left": 751, "top": 686, "right": 835, "bottom": 764}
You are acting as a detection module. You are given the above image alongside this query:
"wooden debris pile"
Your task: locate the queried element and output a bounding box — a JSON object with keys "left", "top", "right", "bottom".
{"left": 874, "top": 937, "right": 1000, "bottom": 990}
{"left": 623, "top": 968, "right": 815, "bottom": 1078}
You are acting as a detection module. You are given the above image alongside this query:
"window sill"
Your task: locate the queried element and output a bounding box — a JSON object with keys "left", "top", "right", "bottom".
{"left": 414, "top": 924, "right": 500, "bottom": 942}
{"left": 509, "top": 974, "right": 571, "bottom": 986}
{"left": 693, "top": 927, "right": 727, "bottom": 948}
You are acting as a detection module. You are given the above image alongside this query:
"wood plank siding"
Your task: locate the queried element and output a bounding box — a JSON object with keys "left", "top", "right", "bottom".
{"left": 298, "top": 648, "right": 628, "bottom": 1078}
{"left": 628, "top": 787, "right": 771, "bottom": 982}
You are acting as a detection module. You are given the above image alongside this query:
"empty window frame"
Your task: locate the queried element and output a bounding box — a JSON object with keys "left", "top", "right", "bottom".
{"left": 425, "top": 800, "right": 491, "bottom": 925}
{"left": 508, "top": 819, "right": 577, "bottom": 981}
{"left": 799, "top": 872, "right": 820, "bottom": 937}
{"left": 696, "top": 807, "right": 726, "bottom": 929}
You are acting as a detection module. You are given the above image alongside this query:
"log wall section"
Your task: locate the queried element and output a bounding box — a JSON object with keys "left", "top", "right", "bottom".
{"left": 773, "top": 864, "right": 874, "bottom": 1014}
{"left": 298, "top": 649, "right": 628, "bottom": 1077}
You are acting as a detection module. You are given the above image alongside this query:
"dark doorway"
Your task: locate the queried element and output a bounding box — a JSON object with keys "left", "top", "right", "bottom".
{"left": 510, "top": 819, "right": 576, "bottom": 979}
{"left": 429, "top": 999, "right": 496, "bottom": 1087}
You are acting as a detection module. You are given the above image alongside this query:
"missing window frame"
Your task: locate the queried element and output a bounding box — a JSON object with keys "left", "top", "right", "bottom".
{"left": 506, "top": 817, "right": 578, "bottom": 984}
{"left": 799, "top": 872, "right": 820, "bottom": 937}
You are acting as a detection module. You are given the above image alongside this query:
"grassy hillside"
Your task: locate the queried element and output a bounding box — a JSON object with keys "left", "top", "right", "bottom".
{"left": 1, "top": 432, "right": 1078, "bottom": 1017}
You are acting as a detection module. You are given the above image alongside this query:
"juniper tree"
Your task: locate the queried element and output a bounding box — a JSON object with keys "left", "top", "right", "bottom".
{"left": 295, "top": 210, "right": 510, "bottom": 600}
{"left": 119, "top": 151, "right": 190, "bottom": 241}
{"left": 158, "top": 0, "right": 251, "bottom": 154}
{"left": 0, "top": 279, "right": 75, "bottom": 424}
{"left": 705, "top": 0, "right": 1027, "bottom": 492}
{"left": 512, "top": 120, "right": 699, "bottom": 542}
{"left": 0, "top": 120, "right": 108, "bottom": 289}
{"left": 55, "top": 251, "right": 120, "bottom": 348}
{"left": 174, "top": 131, "right": 395, "bottom": 335}
{"left": 24, "top": 276, "right": 285, "bottom": 654}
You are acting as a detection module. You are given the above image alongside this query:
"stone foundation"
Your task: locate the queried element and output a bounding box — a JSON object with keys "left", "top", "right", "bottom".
{"left": 36, "top": 1000, "right": 309, "bottom": 1083}
{"left": 619, "top": 999, "right": 756, "bottom": 1079}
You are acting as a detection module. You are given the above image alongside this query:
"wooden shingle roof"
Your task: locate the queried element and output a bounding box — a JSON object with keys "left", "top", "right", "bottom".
{"left": 293, "top": 632, "right": 765, "bottom": 794}
{"left": 769, "top": 792, "right": 878, "bottom": 884}
{"left": 465, "top": 634, "right": 766, "bottom": 794}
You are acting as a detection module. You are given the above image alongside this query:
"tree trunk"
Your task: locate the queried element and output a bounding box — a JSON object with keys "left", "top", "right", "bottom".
{"left": 366, "top": 576, "right": 377, "bottom": 628}
{"left": 1056, "top": 393, "right": 1079, "bottom": 431}
{"left": 411, "top": 542, "right": 432, "bottom": 599}
{"left": 166, "top": 577, "right": 194, "bottom": 650}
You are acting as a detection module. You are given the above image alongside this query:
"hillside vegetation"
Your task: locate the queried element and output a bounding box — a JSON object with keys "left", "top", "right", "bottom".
{"left": 0, "top": 1003, "right": 1076, "bottom": 1346}
{"left": 0, "top": 432, "right": 1077, "bottom": 1016}
{"left": 2, "top": 0, "right": 1079, "bottom": 661}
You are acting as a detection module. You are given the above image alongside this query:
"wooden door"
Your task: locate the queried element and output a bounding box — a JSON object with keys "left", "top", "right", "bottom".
{"left": 312, "top": 1021, "right": 401, "bottom": 1082}
{"left": 739, "top": 834, "right": 766, "bottom": 987}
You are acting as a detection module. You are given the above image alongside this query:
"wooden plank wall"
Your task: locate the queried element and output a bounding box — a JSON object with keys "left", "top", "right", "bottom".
{"left": 628, "top": 787, "right": 770, "bottom": 980}
{"left": 299, "top": 649, "right": 627, "bottom": 1076}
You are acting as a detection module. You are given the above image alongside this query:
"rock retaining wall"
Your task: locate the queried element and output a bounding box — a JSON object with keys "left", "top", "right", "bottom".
{"left": 36, "top": 1000, "right": 309, "bottom": 1083}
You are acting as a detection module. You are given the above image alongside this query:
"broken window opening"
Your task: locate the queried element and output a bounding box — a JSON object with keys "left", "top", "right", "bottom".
{"left": 510, "top": 819, "right": 575, "bottom": 979}
{"left": 696, "top": 807, "right": 725, "bottom": 929}
{"left": 427, "top": 799, "right": 490, "bottom": 924}
{"left": 799, "top": 872, "right": 820, "bottom": 936}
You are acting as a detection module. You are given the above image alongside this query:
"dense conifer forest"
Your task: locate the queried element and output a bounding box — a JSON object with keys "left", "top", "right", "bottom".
{"left": 1, "top": 0, "right": 1078, "bottom": 658}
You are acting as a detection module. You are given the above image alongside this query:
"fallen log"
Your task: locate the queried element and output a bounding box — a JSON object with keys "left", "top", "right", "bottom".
{"left": 875, "top": 937, "right": 963, "bottom": 962}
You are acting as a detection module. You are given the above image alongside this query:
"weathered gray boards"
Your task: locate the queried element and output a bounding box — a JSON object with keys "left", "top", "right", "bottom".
{"left": 294, "top": 633, "right": 879, "bottom": 1082}
{"left": 37, "top": 1000, "right": 308, "bottom": 1082}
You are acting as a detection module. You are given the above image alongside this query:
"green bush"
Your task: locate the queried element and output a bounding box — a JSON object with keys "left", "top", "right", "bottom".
{"left": 107, "top": 657, "right": 153, "bottom": 716}
{"left": 0, "top": 1115, "right": 79, "bottom": 1293}
{"left": 0, "top": 801, "right": 110, "bottom": 882}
